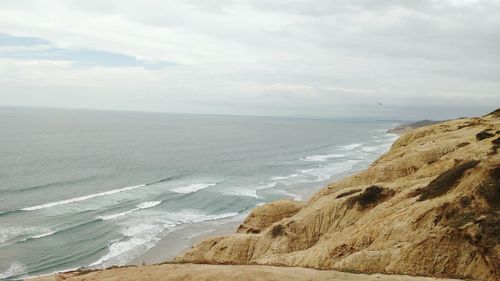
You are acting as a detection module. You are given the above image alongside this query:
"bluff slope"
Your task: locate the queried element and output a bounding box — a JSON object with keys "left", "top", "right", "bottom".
{"left": 176, "top": 110, "right": 499, "bottom": 281}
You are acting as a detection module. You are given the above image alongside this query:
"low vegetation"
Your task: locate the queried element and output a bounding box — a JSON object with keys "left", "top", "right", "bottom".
{"left": 478, "top": 168, "right": 500, "bottom": 210}
{"left": 418, "top": 160, "right": 480, "bottom": 201}
{"left": 271, "top": 224, "right": 284, "bottom": 237}
{"left": 345, "top": 185, "right": 395, "bottom": 209}
{"left": 476, "top": 130, "right": 494, "bottom": 141}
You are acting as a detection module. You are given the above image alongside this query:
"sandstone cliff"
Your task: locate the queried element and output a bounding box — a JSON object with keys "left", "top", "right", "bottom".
{"left": 176, "top": 110, "right": 499, "bottom": 281}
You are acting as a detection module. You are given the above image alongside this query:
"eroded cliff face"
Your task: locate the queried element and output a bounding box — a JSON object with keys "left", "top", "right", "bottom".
{"left": 176, "top": 112, "right": 500, "bottom": 281}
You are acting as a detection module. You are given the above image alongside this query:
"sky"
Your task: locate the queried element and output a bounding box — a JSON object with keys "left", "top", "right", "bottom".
{"left": 0, "top": 0, "right": 499, "bottom": 120}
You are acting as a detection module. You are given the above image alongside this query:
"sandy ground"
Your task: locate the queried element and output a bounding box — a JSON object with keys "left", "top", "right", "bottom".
{"left": 30, "top": 263, "right": 463, "bottom": 281}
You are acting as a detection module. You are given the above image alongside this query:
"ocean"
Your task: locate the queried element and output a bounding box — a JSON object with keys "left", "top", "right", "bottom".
{"left": 0, "top": 107, "right": 399, "bottom": 279}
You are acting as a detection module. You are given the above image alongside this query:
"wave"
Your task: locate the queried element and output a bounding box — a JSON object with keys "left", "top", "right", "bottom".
{"left": 224, "top": 182, "right": 277, "bottom": 198}
{"left": 5, "top": 219, "right": 101, "bottom": 246}
{"left": 361, "top": 146, "right": 379, "bottom": 152}
{"left": 300, "top": 159, "right": 362, "bottom": 182}
{"left": 98, "top": 201, "right": 162, "bottom": 221}
{"left": 90, "top": 210, "right": 239, "bottom": 268}
{"left": 21, "top": 184, "right": 147, "bottom": 211}
{"left": 0, "top": 261, "right": 26, "bottom": 279}
{"left": 167, "top": 210, "right": 240, "bottom": 224}
{"left": 300, "top": 153, "right": 346, "bottom": 162}
{"left": 7, "top": 176, "right": 96, "bottom": 194}
{"left": 19, "top": 175, "right": 179, "bottom": 212}
{"left": 338, "top": 143, "right": 362, "bottom": 150}
{"left": 0, "top": 226, "right": 37, "bottom": 245}
{"left": 24, "top": 231, "right": 56, "bottom": 241}
{"left": 145, "top": 175, "right": 178, "bottom": 186}
{"left": 88, "top": 216, "right": 174, "bottom": 268}
{"left": 272, "top": 189, "right": 302, "bottom": 201}
{"left": 271, "top": 173, "right": 299, "bottom": 181}
{"left": 170, "top": 183, "right": 216, "bottom": 194}
{"left": 13, "top": 231, "right": 58, "bottom": 244}
{"left": 0, "top": 209, "right": 22, "bottom": 217}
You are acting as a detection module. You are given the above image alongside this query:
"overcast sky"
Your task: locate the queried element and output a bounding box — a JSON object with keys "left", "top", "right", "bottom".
{"left": 0, "top": 0, "right": 499, "bottom": 120}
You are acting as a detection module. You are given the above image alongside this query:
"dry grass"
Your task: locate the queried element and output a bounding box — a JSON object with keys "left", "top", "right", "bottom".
{"left": 336, "top": 189, "right": 362, "bottom": 199}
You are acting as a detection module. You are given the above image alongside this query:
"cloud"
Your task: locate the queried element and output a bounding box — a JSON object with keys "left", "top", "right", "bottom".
{"left": 0, "top": 0, "right": 498, "bottom": 119}
{"left": 0, "top": 33, "right": 174, "bottom": 69}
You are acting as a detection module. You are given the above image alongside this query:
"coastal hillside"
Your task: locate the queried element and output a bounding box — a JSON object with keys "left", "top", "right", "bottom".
{"left": 30, "top": 110, "right": 499, "bottom": 281}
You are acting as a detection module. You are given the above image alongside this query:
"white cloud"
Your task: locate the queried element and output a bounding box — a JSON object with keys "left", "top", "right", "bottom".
{"left": 0, "top": 0, "right": 499, "bottom": 119}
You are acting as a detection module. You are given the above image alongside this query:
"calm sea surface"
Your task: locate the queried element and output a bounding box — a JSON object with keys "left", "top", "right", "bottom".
{"left": 0, "top": 107, "right": 398, "bottom": 279}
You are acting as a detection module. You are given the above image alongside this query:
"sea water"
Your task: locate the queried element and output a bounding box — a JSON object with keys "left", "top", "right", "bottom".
{"left": 0, "top": 107, "right": 399, "bottom": 279}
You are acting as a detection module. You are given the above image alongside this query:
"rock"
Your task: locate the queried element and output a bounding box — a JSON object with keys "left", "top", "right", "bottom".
{"left": 236, "top": 200, "right": 304, "bottom": 234}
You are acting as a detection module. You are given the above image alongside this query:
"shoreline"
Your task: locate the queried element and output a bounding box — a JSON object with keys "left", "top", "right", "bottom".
{"left": 129, "top": 152, "right": 396, "bottom": 266}
{"left": 129, "top": 213, "right": 244, "bottom": 265}
{"left": 21, "top": 126, "right": 400, "bottom": 279}
{"left": 127, "top": 127, "right": 401, "bottom": 266}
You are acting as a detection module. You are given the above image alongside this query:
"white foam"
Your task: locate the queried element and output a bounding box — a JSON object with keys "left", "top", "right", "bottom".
{"left": 338, "top": 143, "right": 362, "bottom": 150}
{"left": 271, "top": 173, "right": 299, "bottom": 180}
{"left": 231, "top": 189, "right": 258, "bottom": 198}
{"left": 169, "top": 210, "right": 239, "bottom": 224}
{"left": 273, "top": 189, "right": 302, "bottom": 201}
{"left": 170, "top": 183, "right": 216, "bottom": 194}
{"left": 0, "top": 226, "right": 42, "bottom": 244}
{"left": 29, "top": 231, "right": 56, "bottom": 240}
{"left": 137, "top": 201, "right": 162, "bottom": 209}
{"left": 98, "top": 201, "right": 162, "bottom": 220}
{"left": 89, "top": 236, "right": 155, "bottom": 267}
{"left": 91, "top": 210, "right": 238, "bottom": 268}
{"left": 256, "top": 182, "right": 277, "bottom": 189}
{"left": 388, "top": 134, "right": 399, "bottom": 141}
{"left": 90, "top": 220, "right": 176, "bottom": 267}
{"left": 98, "top": 210, "right": 135, "bottom": 221}
{"left": 0, "top": 261, "right": 26, "bottom": 279}
{"left": 300, "top": 160, "right": 362, "bottom": 182}
{"left": 300, "top": 154, "right": 346, "bottom": 162}
{"left": 361, "top": 146, "right": 379, "bottom": 152}
{"left": 224, "top": 182, "right": 276, "bottom": 198}
{"left": 22, "top": 184, "right": 147, "bottom": 211}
